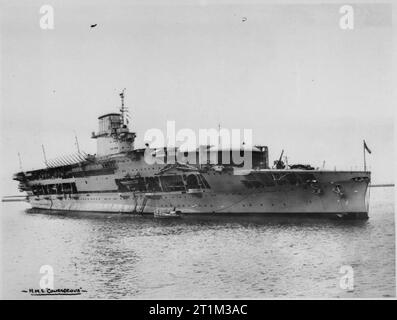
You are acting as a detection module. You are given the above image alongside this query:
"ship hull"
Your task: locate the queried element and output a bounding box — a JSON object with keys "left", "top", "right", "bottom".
{"left": 25, "top": 170, "right": 371, "bottom": 219}
{"left": 12, "top": 93, "right": 371, "bottom": 220}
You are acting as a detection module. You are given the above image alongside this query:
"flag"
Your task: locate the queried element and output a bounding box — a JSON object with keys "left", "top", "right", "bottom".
{"left": 364, "top": 140, "right": 372, "bottom": 154}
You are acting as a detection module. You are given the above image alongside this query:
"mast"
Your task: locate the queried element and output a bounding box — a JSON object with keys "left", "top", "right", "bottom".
{"left": 17, "top": 152, "right": 23, "bottom": 171}
{"left": 119, "top": 88, "right": 128, "bottom": 127}
{"left": 363, "top": 141, "right": 366, "bottom": 171}
{"left": 218, "top": 123, "right": 221, "bottom": 148}
{"left": 41, "top": 144, "right": 48, "bottom": 167}
{"left": 74, "top": 131, "right": 81, "bottom": 153}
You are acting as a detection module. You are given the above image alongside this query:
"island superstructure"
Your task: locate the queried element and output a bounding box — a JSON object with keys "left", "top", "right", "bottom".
{"left": 13, "top": 91, "right": 371, "bottom": 219}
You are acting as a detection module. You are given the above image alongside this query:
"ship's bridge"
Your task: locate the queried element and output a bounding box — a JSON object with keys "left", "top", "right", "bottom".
{"left": 96, "top": 113, "right": 123, "bottom": 136}
{"left": 92, "top": 112, "right": 136, "bottom": 157}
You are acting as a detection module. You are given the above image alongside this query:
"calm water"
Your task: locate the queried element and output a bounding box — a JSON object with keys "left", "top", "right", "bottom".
{"left": 0, "top": 187, "right": 395, "bottom": 299}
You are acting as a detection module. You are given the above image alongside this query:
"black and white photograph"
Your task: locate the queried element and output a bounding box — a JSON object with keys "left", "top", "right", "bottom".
{"left": 0, "top": 0, "right": 395, "bottom": 304}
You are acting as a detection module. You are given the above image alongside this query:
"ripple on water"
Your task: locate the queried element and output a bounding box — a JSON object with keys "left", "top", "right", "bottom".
{"left": 1, "top": 187, "right": 395, "bottom": 299}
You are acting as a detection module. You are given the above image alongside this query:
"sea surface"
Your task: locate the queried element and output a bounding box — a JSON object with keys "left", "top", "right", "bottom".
{"left": 0, "top": 187, "right": 395, "bottom": 299}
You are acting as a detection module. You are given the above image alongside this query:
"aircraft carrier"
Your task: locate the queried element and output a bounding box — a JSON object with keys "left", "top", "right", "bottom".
{"left": 13, "top": 91, "right": 371, "bottom": 219}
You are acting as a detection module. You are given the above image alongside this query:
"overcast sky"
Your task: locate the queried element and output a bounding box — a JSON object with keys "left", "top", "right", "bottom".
{"left": 0, "top": 0, "right": 393, "bottom": 195}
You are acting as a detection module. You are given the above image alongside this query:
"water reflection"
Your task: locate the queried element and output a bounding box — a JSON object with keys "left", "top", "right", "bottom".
{"left": 2, "top": 188, "right": 394, "bottom": 299}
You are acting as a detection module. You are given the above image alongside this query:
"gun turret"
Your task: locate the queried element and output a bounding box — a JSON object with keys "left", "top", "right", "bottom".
{"left": 274, "top": 149, "right": 286, "bottom": 169}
